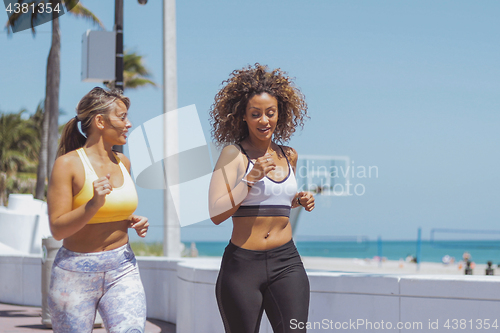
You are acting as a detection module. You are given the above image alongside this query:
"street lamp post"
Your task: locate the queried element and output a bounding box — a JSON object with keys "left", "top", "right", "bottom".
{"left": 114, "top": 0, "right": 124, "bottom": 153}
{"left": 114, "top": 0, "right": 124, "bottom": 92}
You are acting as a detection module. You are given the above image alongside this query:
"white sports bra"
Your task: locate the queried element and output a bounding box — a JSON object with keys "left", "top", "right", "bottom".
{"left": 233, "top": 144, "right": 297, "bottom": 218}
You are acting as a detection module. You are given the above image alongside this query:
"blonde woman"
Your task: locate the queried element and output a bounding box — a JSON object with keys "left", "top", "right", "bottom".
{"left": 47, "top": 87, "right": 149, "bottom": 333}
{"left": 209, "top": 64, "right": 314, "bottom": 333}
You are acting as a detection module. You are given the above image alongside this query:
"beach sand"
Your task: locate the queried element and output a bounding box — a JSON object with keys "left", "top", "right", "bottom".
{"left": 301, "top": 256, "right": 493, "bottom": 275}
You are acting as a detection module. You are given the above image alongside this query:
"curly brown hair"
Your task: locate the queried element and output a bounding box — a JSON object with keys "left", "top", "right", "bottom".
{"left": 209, "top": 63, "right": 308, "bottom": 147}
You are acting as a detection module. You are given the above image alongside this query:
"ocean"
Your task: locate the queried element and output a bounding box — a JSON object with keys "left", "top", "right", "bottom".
{"left": 183, "top": 240, "right": 500, "bottom": 265}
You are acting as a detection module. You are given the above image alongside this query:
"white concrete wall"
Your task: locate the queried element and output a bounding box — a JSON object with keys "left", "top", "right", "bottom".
{"left": 172, "top": 261, "right": 500, "bottom": 333}
{"left": 137, "top": 256, "right": 183, "bottom": 324}
{"left": 0, "top": 254, "right": 41, "bottom": 307}
{"left": 399, "top": 275, "right": 500, "bottom": 333}
{"left": 0, "top": 194, "right": 51, "bottom": 255}
{"left": 176, "top": 258, "right": 223, "bottom": 333}
{"left": 2, "top": 255, "right": 500, "bottom": 333}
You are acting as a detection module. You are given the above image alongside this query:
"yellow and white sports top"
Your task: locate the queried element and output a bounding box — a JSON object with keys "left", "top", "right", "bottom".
{"left": 72, "top": 148, "right": 138, "bottom": 224}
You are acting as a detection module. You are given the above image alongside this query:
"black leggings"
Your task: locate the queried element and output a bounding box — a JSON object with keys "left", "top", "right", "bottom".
{"left": 216, "top": 239, "right": 310, "bottom": 333}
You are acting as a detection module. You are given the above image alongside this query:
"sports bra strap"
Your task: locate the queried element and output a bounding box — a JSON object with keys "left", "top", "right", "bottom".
{"left": 277, "top": 145, "right": 290, "bottom": 165}
{"left": 76, "top": 147, "right": 97, "bottom": 177}
{"left": 237, "top": 144, "right": 250, "bottom": 159}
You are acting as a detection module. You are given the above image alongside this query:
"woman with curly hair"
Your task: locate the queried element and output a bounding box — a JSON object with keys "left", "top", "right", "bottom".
{"left": 47, "top": 87, "right": 149, "bottom": 332}
{"left": 209, "top": 64, "right": 314, "bottom": 333}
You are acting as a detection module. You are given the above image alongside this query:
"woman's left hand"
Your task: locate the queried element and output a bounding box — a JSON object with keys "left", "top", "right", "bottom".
{"left": 129, "top": 215, "right": 149, "bottom": 238}
{"left": 297, "top": 191, "right": 315, "bottom": 212}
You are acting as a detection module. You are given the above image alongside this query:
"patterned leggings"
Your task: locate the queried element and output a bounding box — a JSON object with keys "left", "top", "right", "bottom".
{"left": 48, "top": 243, "right": 146, "bottom": 333}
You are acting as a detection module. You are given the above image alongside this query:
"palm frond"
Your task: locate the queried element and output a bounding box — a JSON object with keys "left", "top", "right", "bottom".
{"left": 122, "top": 49, "right": 157, "bottom": 89}
{"left": 0, "top": 109, "right": 41, "bottom": 174}
{"left": 124, "top": 77, "right": 157, "bottom": 89}
{"left": 124, "top": 51, "right": 151, "bottom": 77}
{"left": 64, "top": 1, "right": 105, "bottom": 30}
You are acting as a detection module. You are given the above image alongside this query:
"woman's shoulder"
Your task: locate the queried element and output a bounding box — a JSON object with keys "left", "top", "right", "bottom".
{"left": 113, "top": 150, "right": 130, "bottom": 164}
{"left": 52, "top": 150, "right": 82, "bottom": 176}
{"left": 221, "top": 144, "right": 245, "bottom": 157}
{"left": 113, "top": 150, "right": 131, "bottom": 171}
{"left": 214, "top": 144, "right": 246, "bottom": 170}
{"left": 278, "top": 145, "right": 298, "bottom": 165}
{"left": 55, "top": 149, "right": 80, "bottom": 165}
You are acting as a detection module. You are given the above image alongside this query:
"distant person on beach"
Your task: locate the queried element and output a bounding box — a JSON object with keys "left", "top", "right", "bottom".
{"left": 47, "top": 87, "right": 149, "bottom": 332}
{"left": 208, "top": 64, "right": 314, "bottom": 333}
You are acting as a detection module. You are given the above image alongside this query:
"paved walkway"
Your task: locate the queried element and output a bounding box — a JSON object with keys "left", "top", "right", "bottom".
{"left": 0, "top": 303, "right": 176, "bottom": 333}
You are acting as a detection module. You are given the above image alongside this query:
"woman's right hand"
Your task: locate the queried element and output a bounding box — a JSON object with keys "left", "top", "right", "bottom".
{"left": 90, "top": 174, "right": 112, "bottom": 208}
{"left": 245, "top": 153, "right": 276, "bottom": 183}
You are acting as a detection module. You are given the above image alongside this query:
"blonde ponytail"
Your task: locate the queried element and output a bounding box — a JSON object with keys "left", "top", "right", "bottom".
{"left": 57, "top": 116, "right": 87, "bottom": 156}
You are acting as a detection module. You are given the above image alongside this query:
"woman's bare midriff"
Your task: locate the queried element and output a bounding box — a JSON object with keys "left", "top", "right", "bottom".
{"left": 230, "top": 216, "right": 292, "bottom": 250}
{"left": 62, "top": 220, "right": 130, "bottom": 253}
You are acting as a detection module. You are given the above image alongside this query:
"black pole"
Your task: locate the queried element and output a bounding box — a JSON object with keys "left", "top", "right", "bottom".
{"left": 115, "top": 0, "right": 124, "bottom": 91}
{"left": 114, "top": 0, "right": 124, "bottom": 153}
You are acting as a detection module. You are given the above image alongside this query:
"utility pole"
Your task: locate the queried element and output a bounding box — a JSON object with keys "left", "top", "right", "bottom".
{"left": 163, "top": 0, "right": 181, "bottom": 257}
{"left": 114, "top": 0, "right": 124, "bottom": 153}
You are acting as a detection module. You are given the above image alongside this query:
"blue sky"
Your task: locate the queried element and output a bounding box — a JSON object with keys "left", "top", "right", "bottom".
{"left": 1, "top": 1, "right": 499, "bottom": 242}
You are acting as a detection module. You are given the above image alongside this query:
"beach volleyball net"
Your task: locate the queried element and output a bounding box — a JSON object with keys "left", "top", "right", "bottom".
{"left": 294, "top": 235, "right": 372, "bottom": 258}
{"left": 430, "top": 228, "right": 500, "bottom": 249}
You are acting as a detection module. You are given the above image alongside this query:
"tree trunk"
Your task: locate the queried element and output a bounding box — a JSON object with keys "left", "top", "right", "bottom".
{"left": 34, "top": 105, "right": 48, "bottom": 199}
{"left": 0, "top": 172, "right": 6, "bottom": 206}
{"left": 46, "top": 14, "right": 61, "bottom": 183}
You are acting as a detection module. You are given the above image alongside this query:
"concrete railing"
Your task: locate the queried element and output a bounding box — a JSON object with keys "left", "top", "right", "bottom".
{"left": 2, "top": 254, "right": 500, "bottom": 332}
{"left": 0, "top": 194, "right": 51, "bottom": 255}
{"left": 0, "top": 254, "right": 41, "bottom": 306}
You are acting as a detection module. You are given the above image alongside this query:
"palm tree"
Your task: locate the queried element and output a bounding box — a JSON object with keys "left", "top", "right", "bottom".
{"left": 123, "top": 50, "right": 157, "bottom": 89}
{"left": 0, "top": 110, "right": 39, "bottom": 174}
{"left": 0, "top": 108, "right": 41, "bottom": 205}
{"left": 6, "top": 0, "right": 104, "bottom": 199}
{"left": 105, "top": 49, "right": 157, "bottom": 90}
